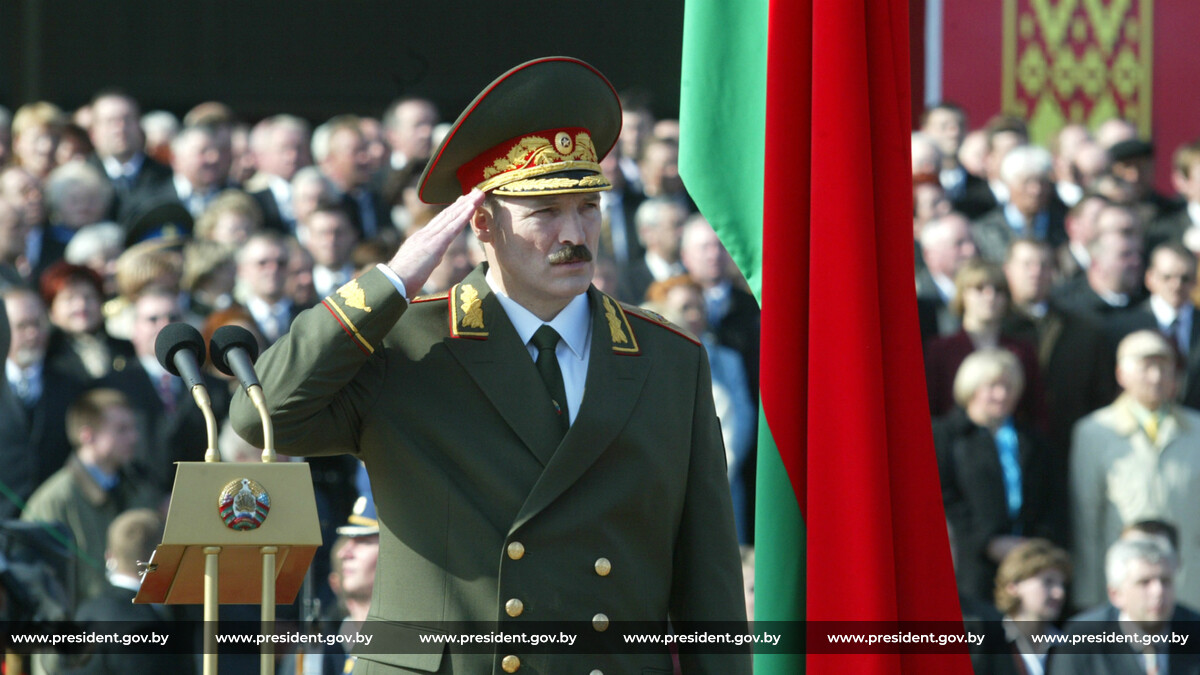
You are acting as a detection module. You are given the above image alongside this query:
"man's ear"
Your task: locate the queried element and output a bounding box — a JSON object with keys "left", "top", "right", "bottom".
{"left": 471, "top": 205, "right": 494, "bottom": 244}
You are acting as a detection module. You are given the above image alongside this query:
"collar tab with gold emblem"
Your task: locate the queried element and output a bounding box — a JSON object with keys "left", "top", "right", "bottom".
{"left": 601, "top": 294, "right": 641, "bottom": 355}
{"left": 418, "top": 57, "right": 622, "bottom": 205}
{"left": 449, "top": 283, "right": 489, "bottom": 339}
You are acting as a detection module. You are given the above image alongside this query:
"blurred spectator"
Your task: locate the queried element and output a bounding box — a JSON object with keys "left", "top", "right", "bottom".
{"left": 912, "top": 132, "right": 944, "bottom": 177}
{"left": 617, "top": 197, "right": 688, "bottom": 304}
{"left": 299, "top": 203, "right": 358, "bottom": 298}
{"left": 169, "top": 125, "right": 226, "bottom": 218}
{"left": 284, "top": 238, "right": 317, "bottom": 309}
{"left": 12, "top": 102, "right": 66, "bottom": 181}
{"left": 41, "top": 261, "right": 135, "bottom": 382}
{"left": 680, "top": 215, "right": 760, "bottom": 408}
{"left": 619, "top": 102, "right": 654, "bottom": 192}
{"left": 597, "top": 141, "right": 644, "bottom": 266}
{"left": 247, "top": 114, "right": 311, "bottom": 234}
{"left": 1094, "top": 118, "right": 1137, "bottom": 149}
{"left": 357, "top": 117, "right": 387, "bottom": 177}
{"left": 202, "top": 306, "right": 266, "bottom": 383}
{"left": 995, "top": 539, "right": 1070, "bottom": 675}
{"left": 290, "top": 165, "right": 337, "bottom": 228}
{"left": 981, "top": 115, "right": 1030, "bottom": 208}
{"left": 1147, "top": 137, "right": 1200, "bottom": 255}
{"left": 321, "top": 488, "right": 380, "bottom": 675}
{"left": 1069, "top": 330, "right": 1200, "bottom": 610}
{"left": 21, "top": 388, "right": 159, "bottom": 608}
{"left": 72, "top": 508, "right": 193, "bottom": 674}
{"left": 1002, "top": 239, "right": 1114, "bottom": 501}
{"left": 1109, "top": 137, "right": 1182, "bottom": 225}
{"left": 235, "top": 232, "right": 297, "bottom": 345}
{"left": 638, "top": 137, "right": 691, "bottom": 211}
{"left": 312, "top": 115, "right": 391, "bottom": 240}
{"left": 933, "top": 348, "right": 1055, "bottom": 601}
{"left": 0, "top": 200, "right": 27, "bottom": 287}
{"left": 1108, "top": 243, "right": 1200, "bottom": 408}
{"left": 86, "top": 90, "right": 175, "bottom": 226}
{"left": 1051, "top": 207, "right": 1145, "bottom": 328}
{"left": 55, "top": 123, "right": 93, "bottom": 167}
{"left": 1049, "top": 537, "right": 1200, "bottom": 675}
{"left": 100, "top": 286, "right": 230, "bottom": 495}
{"left": 140, "top": 110, "right": 180, "bottom": 166}
{"left": 181, "top": 240, "right": 236, "bottom": 318}
{"left": 972, "top": 146, "right": 1066, "bottom": 263}
{"left": 1, "top": 165, "right": 61, "bottom": 281}
{"left": 44, "top": 162, "right": 113, "bottom": 242}
{"left": 229, "top": 122, "right": 255, "bottom": 186}
{"left": 193, "top": 189, "right": 263, "bottom": 247}
{"left": 106, "top": 240, "right": 185, "bottom": 340}
{"left": 924, "top": 259, "right": 1044, "bottom": 427}
{"left": 921, "top": 102, "right": 992, "bottom": 218}
{"left": 917, "top": 211, "right": 978, "bottom": 337}
{"left": 1056, "top": 193, "right": 1109, "bottom": 282}
{"left": 382, "top": 98, "right": 438, "bottom": 172}
{"left": 1050, "top": 124, "right": 1092, "bottom": 208}
{"left": 182, "top": 101, "right": 238, "bottom": 190}
{"left": 3, "top": 286, "right": 84, "bottom": 499}
{"left": 590, "top": 256, "right": 619, "bottom": 298}
{"left": 958, "top": 129, "right": 990, "bottom": 179}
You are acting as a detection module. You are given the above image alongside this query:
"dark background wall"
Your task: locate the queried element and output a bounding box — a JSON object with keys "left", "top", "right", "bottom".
{"left": 0, "top": 1, "right": 685, "bottom": 124}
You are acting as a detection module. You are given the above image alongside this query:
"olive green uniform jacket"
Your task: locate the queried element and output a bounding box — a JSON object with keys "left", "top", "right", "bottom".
{"left": 231, "top": 264, "right": 749, "bottom": 674}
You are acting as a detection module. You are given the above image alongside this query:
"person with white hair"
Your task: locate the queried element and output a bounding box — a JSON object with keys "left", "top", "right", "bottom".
{"left": 972, "top": 145, "right": 1067, "bottom": 263}
{"left": 1048, "top": 536, "right": 1200, "bottom": 675}
{"left": 1070, "top": 330, "right": 1200, "bottom": 610}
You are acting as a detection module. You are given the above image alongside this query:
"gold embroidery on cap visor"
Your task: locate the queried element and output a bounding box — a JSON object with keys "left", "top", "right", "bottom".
{"left": 474, "top": 131, "right": 612, "bottom": 195}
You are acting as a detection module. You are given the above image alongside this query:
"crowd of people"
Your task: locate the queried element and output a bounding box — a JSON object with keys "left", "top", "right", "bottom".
{"left": 917, "top": 102, "right": 1200, "bottom": 673}
{"left": 0, "top": 87, "right": 760, "bottom": 672}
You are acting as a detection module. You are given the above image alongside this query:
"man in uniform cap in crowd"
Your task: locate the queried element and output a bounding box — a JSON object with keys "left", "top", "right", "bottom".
{"left": 232, "top": 57, "right": 748, "bottom": 674}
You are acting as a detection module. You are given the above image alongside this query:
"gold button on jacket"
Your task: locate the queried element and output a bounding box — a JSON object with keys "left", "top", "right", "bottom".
{"left": 501, "top": 654, "right": 520, "bottom": 673}
{"left": 505, "top": 598, "right": 524, "bottom": 617}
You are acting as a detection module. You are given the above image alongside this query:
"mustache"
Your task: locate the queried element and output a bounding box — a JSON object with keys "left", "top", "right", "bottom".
{"left": 547, "top": 245, "right": 593, "bottom": 265}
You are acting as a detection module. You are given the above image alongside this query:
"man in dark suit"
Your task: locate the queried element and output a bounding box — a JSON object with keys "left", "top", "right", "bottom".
{"left": 231, "top": 57, "right": 748, "bottom": 675}
{"left": 247, "top": 114, "right": 311, "bottom": 235}
{"left": 86, "top": 90, "right": 176, "bottom": 227}
{"left": 235, "top": 232, "right": 303, "bottom": 345}
{"left": 1146, "top": 138, "right": 1200, "bottom": 254}
{"left": 1109, "top": 243, "right": 1200, "bottom": 408}
{"left": 916, "top": 211, "right": 978, "bottom": 338}
{"left": 1048, "top": 537, "right": 1200, "bottom": 675}
{"left": 313, "top": 115, "right": 393, "bottom": 241}
{"left": 920, "top": 102, "right": 997, "bottom": 219}
{"left": 3, "top": 287, "right": 83, "bottom": 510}
{"left": 101, "top": 287, "right": 229, "bottom": 495}
{"left": 616, "top": 196, "right": 688, "bottom": 304}
{"left": 1052, "top": 206, "right": 1146, "bottom": 334}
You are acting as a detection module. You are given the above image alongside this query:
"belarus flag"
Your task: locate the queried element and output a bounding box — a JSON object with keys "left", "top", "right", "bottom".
{"left": 680, "top": 1, "right": 974, "bottom": 672}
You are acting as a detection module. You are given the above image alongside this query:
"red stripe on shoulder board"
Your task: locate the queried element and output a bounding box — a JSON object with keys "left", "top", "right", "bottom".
{"left": 323, "top": 300, "right": 371, "bottom": 355}
{"left": 411, "top": 292, "right": 449, "bottom": 304}
{"left": 625, "top": 310, "right": 701, "bottom": 346}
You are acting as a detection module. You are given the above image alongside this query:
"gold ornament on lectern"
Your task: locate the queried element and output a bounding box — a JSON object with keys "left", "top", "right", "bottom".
{"left": 218, "top": 478, "right": 271, "bottom": 530}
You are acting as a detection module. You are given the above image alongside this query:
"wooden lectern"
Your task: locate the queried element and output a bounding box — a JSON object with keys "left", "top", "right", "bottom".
{"left": 135, "top": 385, "right": 320, "bottom": 675}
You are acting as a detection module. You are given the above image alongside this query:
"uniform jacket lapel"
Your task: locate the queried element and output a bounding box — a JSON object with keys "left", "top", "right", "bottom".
{"left": 442, "top": 268, "right": 564, "bottom": 465}
{"left": 510, "top": 287, "right": 650, "bottom": 534}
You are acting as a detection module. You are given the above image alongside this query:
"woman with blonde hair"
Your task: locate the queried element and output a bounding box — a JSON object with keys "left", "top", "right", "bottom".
{"left": 934, "top": 348, "right": 1057, "bottom": 602}
{"left": 12, "top": 101, "right": 66, "bottom": 180}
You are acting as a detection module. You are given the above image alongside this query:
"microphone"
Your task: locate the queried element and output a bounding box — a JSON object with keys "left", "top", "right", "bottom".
{"left": 155, "top": 322, "right": 207, "bottom": 392}
{"left": 210, "top": 325, "right": 276, "bottom": 462}
{"left": 154, "top": 322, "right": 219, "bottom": 462}
{"left": 210, "top": 325, "right": 261, "bottom": 390}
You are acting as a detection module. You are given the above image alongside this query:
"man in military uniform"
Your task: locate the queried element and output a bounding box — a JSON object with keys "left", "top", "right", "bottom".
{"left": 232, "top": 57, "right": 748, "bottom": 674}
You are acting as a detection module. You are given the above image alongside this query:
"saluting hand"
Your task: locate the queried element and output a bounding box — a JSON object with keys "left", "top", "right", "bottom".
{"left": 387, "top": 189, "right": 486, "bottom": 298}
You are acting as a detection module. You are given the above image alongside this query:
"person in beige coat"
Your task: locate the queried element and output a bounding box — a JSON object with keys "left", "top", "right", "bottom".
{"left": 1070, "top": 329, "right": 1200, "bottom": 610}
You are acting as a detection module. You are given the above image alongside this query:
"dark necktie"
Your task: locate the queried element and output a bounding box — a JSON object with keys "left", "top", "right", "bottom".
{"left": 531, "top": 325, "right": 569, "bottom": 435}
